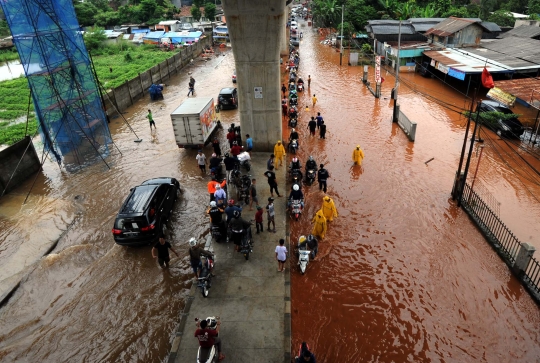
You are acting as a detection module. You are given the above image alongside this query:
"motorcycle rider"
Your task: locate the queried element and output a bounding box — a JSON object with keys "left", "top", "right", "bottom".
{"left": 206, "top": 201, "right": 224, "bottom": 225}
{"left": 214, "top": 184, "right": 227, "bottom": 207}
{"left": 195, "top": 318, "right": 225, "bottom": 361}
{"left": 229, "top": 210, "right": 251, "bottom": 252}
{"left": 305, "top": 156, "right": 317, "bottom": 171}
{"left": 207, "top": 177, "right": 226, "bottom": 202}
{"left": 188, "top": 238, "right": 214, "bottom": 279}
{"left": 288, "top": 184, "right": 304, "bottom": 209}
{"left": 224, "top": 199, "right": 242, "bottom": 224}
{"left": 298, "top": 234, "right": 318, "bottom": 259}
{"left": 289, "top": 128, "right": 300, "bottom": 149}
{"left": 290, "top": 156, "right": 303, "bottom": 182}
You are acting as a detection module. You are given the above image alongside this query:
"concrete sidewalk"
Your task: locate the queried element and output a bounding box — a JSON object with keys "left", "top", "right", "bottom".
{"left": 169, "top": 152, "right": 291, "bottom": 363}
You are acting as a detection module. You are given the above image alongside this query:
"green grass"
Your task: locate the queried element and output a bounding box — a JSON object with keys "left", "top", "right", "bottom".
{"left": 0, "top": 42, "right": 181, "bottom": 145}
{"left": 0, "top": 48, "right": 20, "bottom": 63}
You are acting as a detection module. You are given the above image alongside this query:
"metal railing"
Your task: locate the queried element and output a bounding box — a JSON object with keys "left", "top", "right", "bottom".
{"left": 461, "top": 183, "right": 521, "bottom": 264}
{"left": 397, "top": 107, "right": 417, "bottom": 142}
{"left": 461, "top": 182, "right": 540, "bottom": 301}
{"left": 525, "top": 257, "right": 540, "bottom": 294}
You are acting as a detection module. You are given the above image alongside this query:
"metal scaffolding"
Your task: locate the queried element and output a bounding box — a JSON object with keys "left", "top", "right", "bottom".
{"left": 0, "top": 0, "right": 112, "bottom": 167}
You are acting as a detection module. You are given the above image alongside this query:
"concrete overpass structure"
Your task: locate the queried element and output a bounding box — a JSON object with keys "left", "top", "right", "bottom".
{"left": 223, "top": 0, "right": 291, "bottom": 151}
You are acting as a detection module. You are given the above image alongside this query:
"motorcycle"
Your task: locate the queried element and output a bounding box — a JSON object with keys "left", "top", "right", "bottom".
{"left": 197, "top": 255, "right": 214, "bottom": 298}
{"left": 210, "top": 163, "right": 223, "bottom": 179}
{"left": 236, "top": 174, "right": 252, "bottom": 205}
{"left": 237, "top": 151, "right": 251, "bottom": 172}
{"left": 305, "top": 168, "right": 316, "bottom": 185}
{"left": 290, "top": 168, "right": 302, "bottom": 188}
{"left": 288, "top": 117, "right": 298, "bottom": 128}
{"left": 290, "top": 199, "right": 303, "bottom": 221}
{"left": 238, "top": 227, "right": 254, "bottom": 260}
{"left": 289, "top": 95, "right": 298, "bottom": 106}
{"left": 210, "top": 222, "right": 225, "bottom": 242}
{"left": 297, "top": 244, "right": 311, "bottom": 274}
{"left": 195, "top": 316, "right": 220, "bottom": 362}
{"left": 288, "top": 139, "right": 299, "bottom": 154}
{"left": 297, "top": 82, "right": 304, "bottom": 92}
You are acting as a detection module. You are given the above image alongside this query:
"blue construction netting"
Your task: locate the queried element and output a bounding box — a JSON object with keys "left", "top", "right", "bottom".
{"left": 0, "top": 0, "right": 112, "bottom": 167}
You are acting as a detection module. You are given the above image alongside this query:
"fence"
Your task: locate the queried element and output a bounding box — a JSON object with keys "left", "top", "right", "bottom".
{"left": 460, "top": 182, "right": 540, "bottom": 303}
{"left": 397, "top": 106, "right": 417, "bottom": 142}
{"left": 102, "top": 36, "right": 212, "bottom": 117}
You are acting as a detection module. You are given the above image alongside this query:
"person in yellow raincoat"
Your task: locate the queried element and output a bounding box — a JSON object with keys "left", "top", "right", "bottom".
{"left": 274, "top": 140, "right": 286, "bottom": 168}
{"left": 311, "top": 209, "right": 327, "bottom": 239}
{"left": 352, "top": 144, "right": 365, "bottom": 165}
{"left": 321, "top": 195, "right": 338, "bottom": 222}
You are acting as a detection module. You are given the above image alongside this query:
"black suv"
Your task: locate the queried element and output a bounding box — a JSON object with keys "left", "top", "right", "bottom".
{"left": 476, "top": 100, "right": 524, "bottom": 138}
{"left": 218, "top": 87, "right": 238, "bottom": 109}
{"left": 112, "top": 177, "right": 180, "bottom": 246}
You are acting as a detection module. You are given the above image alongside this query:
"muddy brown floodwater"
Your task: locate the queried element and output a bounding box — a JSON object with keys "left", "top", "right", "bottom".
{"left": 0, "top": 49, "right": 239, "bottom": 362}
{"left": 1, "top": 22, "right": 539, "bottom": 363}
{"left": 289, "top": 22, "right": 540, "bottom": 362}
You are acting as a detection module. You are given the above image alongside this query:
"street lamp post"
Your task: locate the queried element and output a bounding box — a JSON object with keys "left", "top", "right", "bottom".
{"left": 339, "top": 5, "right": 344, "bottom": 66}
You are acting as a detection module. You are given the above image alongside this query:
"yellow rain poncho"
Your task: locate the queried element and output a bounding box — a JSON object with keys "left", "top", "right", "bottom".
{"left": 352, "top": 145, "right": 365, "bottom": 165}
{"left": 321, "top": 196, "right": 338, "bottom": 222}
{"left": 274, "top": 141, "right": 286, "bottom": 166}
{"left": 311, "top": 209, "right": 327, "bottom": 239}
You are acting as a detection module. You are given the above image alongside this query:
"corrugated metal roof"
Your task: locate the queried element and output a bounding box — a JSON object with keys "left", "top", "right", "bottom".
{"left": 501, "top": 25, "right": 540, "bottom": 39}
{"left": 495, "top": 78, "right": 540, "bottom": 107}
{"left": 367, "top": 23, "right": 417, "bottom": 35}
{"left": 480, "top": 37, "right": 540, "bottom": 65}
{"left": 408, "top": 18, "right": 446, "bottom": 23}
{"left": 412, "top": 22, "right": 444, "bottom": 32}
{"left": 425, "top": 17, "right": 479, "bottom": 37}
{"left": 480, "top": 22, "right": 502, "bottom": 32}
{"left": 423, "top": 49, "right": 511, "bottom": 73}
{"left": 464, "top": 47, "right": 536, "bottom": 69}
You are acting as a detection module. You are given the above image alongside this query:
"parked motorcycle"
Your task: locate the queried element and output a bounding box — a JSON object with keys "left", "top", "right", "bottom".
{"left": 197, "top": 255, "right": 214, "bottom": 298}
{"left": 236, "top": 174, "right": 252, "bottom": 205}
{"left": 195, "top": 316, "right": 220, "bottom": 362}
{"left": 290, "top": 199, "right": 303, "bottom": 221}
{"left": 210, "top": 222, "right": 226, "bottom": 242}
{"left": 305, "top": 168, "right": 316, "bottom": 185}
{"left": 238, "top": 227, "right": 254, "bottom": 260}
{"left": 289, "top": 139, "right": 299, "bottom": 154}
{"left": 237, "top": 151, "right": 251, "bottom": 172}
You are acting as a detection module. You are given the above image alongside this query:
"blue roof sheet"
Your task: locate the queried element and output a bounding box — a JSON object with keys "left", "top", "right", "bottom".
{"left": 143, "top": 31, "right": 165, "bottom": 39}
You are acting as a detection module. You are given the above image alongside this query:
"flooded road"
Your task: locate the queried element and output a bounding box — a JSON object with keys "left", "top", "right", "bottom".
{"left": 0, "top": 21, "right": 539, "bottom": 363}
{"left": 289, "top": 22, "right": 540, "bottom": 362}
{"left": 0, "top": 49, "right": 239, "bottom": 362}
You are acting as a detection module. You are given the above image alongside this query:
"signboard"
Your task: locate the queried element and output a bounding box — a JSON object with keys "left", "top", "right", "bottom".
{"left": 487, "top": 87, "right": 516, "bottom": 107}
{"left": 375, "top": 56, "right": 381, "bottom": 84}
{"left": 448, "top": 67, "right": 466, "bottom": 81}
{"left": 254, "top": 87, "right": 263, "bottom": 99}
{"left": 437, "top": 63, "right": 449, "bottom": 74}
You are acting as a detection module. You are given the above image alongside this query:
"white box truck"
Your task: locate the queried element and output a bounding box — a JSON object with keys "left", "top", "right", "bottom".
{"left": 171, "top": 97, "right": 221, "bottom": 149}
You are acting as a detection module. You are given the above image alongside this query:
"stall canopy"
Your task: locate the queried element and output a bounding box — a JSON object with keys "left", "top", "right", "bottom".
{"left": 142, "top": 31, "right": 165, "bottom": 44}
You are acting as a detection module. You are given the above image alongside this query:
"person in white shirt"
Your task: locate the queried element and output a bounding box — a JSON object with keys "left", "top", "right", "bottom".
{"left": 275, "top": 238, "right": 288, "bottom": 272}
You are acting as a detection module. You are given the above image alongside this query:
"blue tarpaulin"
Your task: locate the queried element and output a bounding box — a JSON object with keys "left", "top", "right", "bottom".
{"left": 143, "top": 31, "right": 165, "bottom": 40}
{"left": 162, "top": 31, "right": 203, "bottom": 44}
{"left": 132, "top": 28, "right": 150, "bottom": 34}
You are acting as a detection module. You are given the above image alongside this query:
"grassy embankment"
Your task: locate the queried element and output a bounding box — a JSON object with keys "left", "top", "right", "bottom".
{"left": 0, "top": 43, "right": 177, "bottom": 146}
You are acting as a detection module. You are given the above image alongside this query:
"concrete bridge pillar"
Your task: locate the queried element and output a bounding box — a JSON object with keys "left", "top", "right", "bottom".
{"left": 223, "top": 0, "right": 286, "bottom": 151}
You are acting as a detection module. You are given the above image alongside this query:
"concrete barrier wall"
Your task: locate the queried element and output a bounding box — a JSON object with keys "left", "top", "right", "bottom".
{"left": 103, "top": 37, "right": 211, "bottom": 117}
{"left": 0, "top": 136, "right": 41, "bottom": 196}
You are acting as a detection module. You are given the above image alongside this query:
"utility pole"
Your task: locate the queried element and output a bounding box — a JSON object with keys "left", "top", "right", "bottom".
{"left": 339, "top": 5, "right": 344, "bottom": 66}
{"left": 458, "top": 102, "right": 481, "bottom": 207}
{"left": 392, "top": 20, "right": 401, "bottom": 123}
{"left": 452, "top": 89, "right": 476, "bottom": 200}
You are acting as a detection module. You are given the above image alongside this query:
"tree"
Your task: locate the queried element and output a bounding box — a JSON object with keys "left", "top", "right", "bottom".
{"left": 394, "top": 0, "right": 418, "bottom": 19}
{"left": 84, "top": 27, "right": 107, "bottom": 51}
{"left": 488, "top": 10, "right": 515, "bottom": 26}
{"left": 204, "top": 3, "right": 217, "bottom": 21}
{"left": 74, "top": 2, "right": 99, "bottom": 26}
{"left": 346, "top": 0, "right": 378, "bottom": 30}
{"left": 418, "top": 4, "right": 438, "bottom": 17}
{"left": 311, "top": 0, "right": 340, "bottom": 28}
{"left": 94, "top": 11, "right": 121, "bottom": 27}
{"left": 139, "top": 0, "right": 159, "bottom": 22}
{"left": 442, "top": 6, "right": 470, "bottom": 17}
{"left": 530, "top": 0, "right": 540, "bottom": 15}
{"left": 191, "top": 5, "right": 202, "bottom": 21}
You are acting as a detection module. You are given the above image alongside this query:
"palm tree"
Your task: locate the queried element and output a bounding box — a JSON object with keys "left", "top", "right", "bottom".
{"left": 312, "top": 0, "right": 340, "bottom": 28}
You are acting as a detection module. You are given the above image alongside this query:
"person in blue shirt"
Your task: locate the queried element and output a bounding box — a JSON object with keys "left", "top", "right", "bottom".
{"left": 245, "top": 134, "right": 253, "bottom": 153}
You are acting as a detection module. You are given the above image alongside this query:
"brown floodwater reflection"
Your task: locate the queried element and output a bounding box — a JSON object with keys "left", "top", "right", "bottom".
{"left": 288, "top": 22, "right": 540, "bottom": 362}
